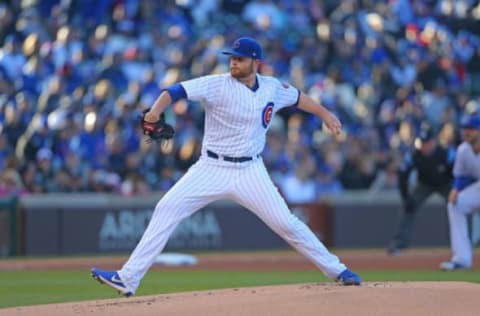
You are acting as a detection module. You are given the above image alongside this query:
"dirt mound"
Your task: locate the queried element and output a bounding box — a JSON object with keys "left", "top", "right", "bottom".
{"left": 3, "top": 282, "right": 480, "bottom": 316}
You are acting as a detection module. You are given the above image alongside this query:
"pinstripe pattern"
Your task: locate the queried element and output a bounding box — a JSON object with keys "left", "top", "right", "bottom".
{"left": 446, "top": 141, "right": 480, "bottom": 267}
{"left": 118, "top": 73, "right": 348, "bottom": 293}
{"left": 453, "top": 142, "right": 480, "bottom": 179}
{"left": 231, "top": 160, "right": 346, "bottom": 278}
{"left": 120, "top": 158, "right": 235, "bottom": 291}
{"left": 181, "top": 74, "right": 298, "bottom": 157}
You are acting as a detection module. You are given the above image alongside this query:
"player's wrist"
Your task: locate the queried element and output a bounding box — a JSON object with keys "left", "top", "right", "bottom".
{"left": 148, "top": 107, "right": 162, "bottom": 118}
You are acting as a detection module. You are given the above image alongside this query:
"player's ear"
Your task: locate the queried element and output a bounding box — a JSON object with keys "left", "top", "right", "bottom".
{"left": 254, "top": 59, "right": 261, "bottom": 70}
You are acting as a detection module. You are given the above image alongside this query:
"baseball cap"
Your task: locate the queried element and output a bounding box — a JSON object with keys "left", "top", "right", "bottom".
{"left": 418, "top": 127, "right": 434, "bottom": 141}
{"left": 222, "top": 37, "right": 263, "bottom": 59}
{"left": 461, "top": 115, "right": 480, "bottom": 129}
{"left": 416, "top": 122, "right": 434, "bottom": 141}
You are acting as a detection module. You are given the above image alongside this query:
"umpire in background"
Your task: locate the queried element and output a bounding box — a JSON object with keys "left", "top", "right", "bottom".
{"left": 387, "top": 124, "right": 454, "bottom": 255}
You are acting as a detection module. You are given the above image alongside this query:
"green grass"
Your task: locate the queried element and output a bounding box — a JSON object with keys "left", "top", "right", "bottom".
{"left": 0, "top": 269, "right": 479, "bottom": 309}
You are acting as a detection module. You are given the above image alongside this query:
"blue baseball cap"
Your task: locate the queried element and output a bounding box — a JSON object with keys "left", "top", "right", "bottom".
{"left": 461, "top": 115, "right": 480, "bottom": 129}
{"left": 222, "top": 37, "right": 263, "bottom": 59}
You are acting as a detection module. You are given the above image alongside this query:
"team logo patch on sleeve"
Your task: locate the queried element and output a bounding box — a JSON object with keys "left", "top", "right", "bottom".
{"left": 262, "top": 102, "right": 274, "bottom": 128}
{"left": 282, "top": 82, "right": 290, "bottom": 89}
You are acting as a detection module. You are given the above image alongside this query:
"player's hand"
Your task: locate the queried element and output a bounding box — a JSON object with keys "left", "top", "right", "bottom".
{"left": 140, "top": 109, "right": 175, "bottom": 143}
{"left": 323, "top": 112, "right": 342, "bottom": 136}
{"left": 448, "top": 189, "right": 458, "bottom": 205}
{"left": 144, "top": 110, "right": 160, "bottom": 123}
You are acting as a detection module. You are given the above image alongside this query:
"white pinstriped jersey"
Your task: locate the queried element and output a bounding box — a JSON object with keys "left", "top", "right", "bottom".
{"left": 453, "top": 142, "right": 480, "bottom": 180}
{"left": 180, "top": 73, "right": 300, "bottom": 157}
{"left": 119, "top": 74, "right": 350, "bottom": 293}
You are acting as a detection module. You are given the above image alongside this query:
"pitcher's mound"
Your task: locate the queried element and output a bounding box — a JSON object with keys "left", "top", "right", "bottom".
{"left": 4, "top": 282, "right": 480, "bottom": 316}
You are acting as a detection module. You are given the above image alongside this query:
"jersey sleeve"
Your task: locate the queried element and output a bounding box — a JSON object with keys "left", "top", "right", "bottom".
{"left": 453, "top": 143, "right": 470, "bottom": 176}
{"left": 274, "top": 80, "right": 300, "bottom": 110}
{"left": 180, "top": 75, "right": 223, "bottom": 103}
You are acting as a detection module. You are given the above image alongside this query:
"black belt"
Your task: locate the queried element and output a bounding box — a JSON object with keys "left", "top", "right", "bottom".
{"left": 207, "top": 150, "right": 258, "bottom": 163}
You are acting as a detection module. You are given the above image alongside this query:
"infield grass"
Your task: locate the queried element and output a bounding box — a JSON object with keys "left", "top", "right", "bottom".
{"left": 0, "top": 269, "right": 479, "bottom": 309}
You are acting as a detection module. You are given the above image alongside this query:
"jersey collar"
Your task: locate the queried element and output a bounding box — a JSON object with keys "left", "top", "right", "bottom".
{"left": 248, "top": 75, "right": 259, "bottom": 92}
{"left": 231, "top": 74, "right": 259, "bottom": 92}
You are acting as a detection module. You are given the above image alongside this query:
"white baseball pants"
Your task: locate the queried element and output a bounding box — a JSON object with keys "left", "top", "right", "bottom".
{"left": 447, "top": 180, "right": 480, "bottom": 267}
{"left": 118, "top": 156, "right": 347, "bottom": 293}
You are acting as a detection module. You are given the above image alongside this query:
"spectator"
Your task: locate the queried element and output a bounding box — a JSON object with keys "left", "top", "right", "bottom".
{"left": 278, "top": 155, "right": 317, "bottom": 204}
{"left": 368, "top": 156, "right": 399, "bottom": 194}
{"left": 0, "top": 168, "right": 24, "bottom": 197}
{"left": 338, "top": 138, "right": 376, "bottom": 189}
{"left": 34, "top": 147, "right": 56, "bottom": 193}
{"left": 0, "top": 34, "right": 26, "bottom": 80}
{"left": 316, "top": 164, "right": 343, "bottom": 197}
{"left": 0, "top": 0, "right": 477, "bottom": 196}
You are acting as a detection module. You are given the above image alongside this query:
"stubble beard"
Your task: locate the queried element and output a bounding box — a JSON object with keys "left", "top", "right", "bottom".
{"left": 474, "top": 134, "right": 480, "bottom": 152}
{"left": 465, "top": 132, "right": 480, "bottom": 152}
{"left": 230, "top": 62, "right": 254, "bottom": 82}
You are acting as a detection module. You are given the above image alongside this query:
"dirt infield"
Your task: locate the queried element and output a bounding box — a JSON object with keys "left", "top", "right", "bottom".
{"left": 1, "top": 248, "right": 480, "bottom": 316}
{"left": 4, "top": 282, "right": 480, "bottom": 316}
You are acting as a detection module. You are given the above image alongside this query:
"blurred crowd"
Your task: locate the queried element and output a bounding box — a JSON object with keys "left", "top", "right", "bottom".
{"left": 1, "top": 0, "right": 480, "bottom": 202}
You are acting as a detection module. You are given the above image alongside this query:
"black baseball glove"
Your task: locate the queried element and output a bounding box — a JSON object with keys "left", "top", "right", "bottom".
{"left": 141, "top": 109, "right": 175, "bottom": 143}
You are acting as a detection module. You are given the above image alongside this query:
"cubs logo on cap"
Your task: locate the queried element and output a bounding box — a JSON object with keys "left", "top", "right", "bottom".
{"left": 222, "top": 37, "right": 263, "bottom": 59}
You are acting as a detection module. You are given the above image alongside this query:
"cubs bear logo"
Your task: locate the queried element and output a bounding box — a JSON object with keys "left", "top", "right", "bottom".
{"left": 262, "top": 102, "right": 274, "bottom": 128}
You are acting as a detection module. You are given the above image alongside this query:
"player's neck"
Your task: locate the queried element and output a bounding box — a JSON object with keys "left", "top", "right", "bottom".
{"left": 237, "top": 73, "right": 257, "bottom": 88}
{"left": 473, "top": 142, "right": 480, "bottom": 154}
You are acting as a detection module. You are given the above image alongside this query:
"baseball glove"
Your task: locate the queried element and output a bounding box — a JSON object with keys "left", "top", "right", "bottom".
{"left": 141, "top": 109, "right": 175, "bottom": 143}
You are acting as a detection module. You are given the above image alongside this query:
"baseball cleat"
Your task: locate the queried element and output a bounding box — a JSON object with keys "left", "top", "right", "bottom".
{"left": 91, "top": 267, "right": 133, "bottom": 297}
{"left": 439, "top": 261, "right": 471, "bottom": 271}
{"left": 336, "top": 269, "right": 362, "bottom": 286}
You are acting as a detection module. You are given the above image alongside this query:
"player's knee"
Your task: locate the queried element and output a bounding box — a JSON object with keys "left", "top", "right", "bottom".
{"left": 154, "top": 196, "right": 177, "bottom": 213}
{"left": 273, "top": 215, "right": 301, "bottom": 237}
{"left": 448, "top": 200, "right": 471, "bottom": 215}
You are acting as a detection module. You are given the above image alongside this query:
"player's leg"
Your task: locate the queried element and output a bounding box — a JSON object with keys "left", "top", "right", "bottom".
{"left": 389, "top": 184, "right": 432, "bottom": 254}
{"left": 443, "top": 181, "right": 480, "bottom": 269}
{"left": 231, "top": 160, "right": 350, "bottom": 281}
{"left": 471, "top": 212, "right": 480, "bottom": 247}
{"left": 95, "top": 159, "right": 231, "bottom": 294}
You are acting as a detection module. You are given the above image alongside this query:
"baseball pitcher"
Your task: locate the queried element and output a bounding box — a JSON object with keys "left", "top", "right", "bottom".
{"left": 91, "top": 37, "right": 361, "bottom": 296}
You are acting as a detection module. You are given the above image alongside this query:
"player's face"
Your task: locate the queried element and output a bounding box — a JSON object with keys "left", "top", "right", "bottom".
{"left": 462, "top": 128, "right": 479, "bottom": 144}
{"left": 229, "top": 56, "right": 256, "bottom": 79}
{"left": 419, "top": 138, "right": 436, "bottom": 155}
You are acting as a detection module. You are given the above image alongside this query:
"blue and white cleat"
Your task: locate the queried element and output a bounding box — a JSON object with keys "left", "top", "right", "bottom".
{"left": 439, "top": 261, "right": 471, "bottom": 271}
{"left": 91, "top": 267, "right": 133, "bottom": 297}
{"left": 336, "top": 268, "right": 362, "bottom": 286}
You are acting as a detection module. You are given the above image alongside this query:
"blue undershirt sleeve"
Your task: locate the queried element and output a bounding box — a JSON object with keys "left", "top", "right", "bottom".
{"left": 164, "top": 83, "right": 187, "bottom": 102}
{"left": 453, "top": 176, "right": 476, "bottom": 190}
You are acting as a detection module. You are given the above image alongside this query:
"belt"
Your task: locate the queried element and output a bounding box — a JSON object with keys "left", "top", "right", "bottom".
{"left": 207, "top": 150, "right": 258, "bottom": 163}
